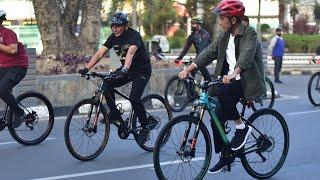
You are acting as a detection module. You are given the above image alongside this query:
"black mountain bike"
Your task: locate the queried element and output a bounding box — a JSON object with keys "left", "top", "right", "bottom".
{"left": 164, "top": 59, "right": 275, "bottom": 112}
{"left": 308, "top": 71, "right": 320, "bottom": 106}
{"left": 307, "top": 58, "right": 320, "bottom": 106}
{"left": 153, "top": 77, "right": 289, "bottom": 179}
{"left": 64, "top": 72, "right": 172, "bottom": 161}
{"left": 0, "top": 91, "right": 54, "bottom": 145}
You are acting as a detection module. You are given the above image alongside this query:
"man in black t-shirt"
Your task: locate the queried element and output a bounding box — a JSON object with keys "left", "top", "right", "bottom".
{"left": 80, "top": 12, "right": 152, "bottom": 144}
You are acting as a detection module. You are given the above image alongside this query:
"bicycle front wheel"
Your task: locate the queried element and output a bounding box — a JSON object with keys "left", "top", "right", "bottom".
{"left": 64, "top": 99, "right": 110, "bottom": 161}
{"left": 133, "top": 94, "right": 172, "bottom": 152}
{"left": 252, "top": 77, "right": 275, "bottom": 111}
{"left": 308, "top": 72, "right": 320, "bottom": 106}
{"left": 153, "top": 115, "right": 212, "bottom": 180}
{"left": 164, "top": 75, "right": 190, "bottom": 112}
{"left": 241, "top": 108, "right": 289, "bottom": 179}
{"left": 8, "top": 92, "right": 54, "bottom": 146}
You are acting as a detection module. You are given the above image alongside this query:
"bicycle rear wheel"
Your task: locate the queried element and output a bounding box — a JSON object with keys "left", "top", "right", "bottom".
{"left": 8, "top": 92, "right": 54, "bottom": 146}
{"left": 252, "top": 77, "right": 275, "bottom": 111}
{"left": 307, "top": 72, "right": 320, "bottom": 106}
{"left": 133, "top": 94, "right": 172, "bottom": 152}
{"left": 241, "top": 108, "right": 289, "bottom": 179}
{"left": 64, "top": 99, "right": 110, "bottom": 161}
{"left": 164, "top": 75, "right": 191, "bottom": 112}
{"left": 153, "top": 115, "right": 212, "bottom": 180}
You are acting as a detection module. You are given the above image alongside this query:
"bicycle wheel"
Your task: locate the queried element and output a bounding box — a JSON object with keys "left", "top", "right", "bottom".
{"left": 164, "top": 75, "right": 190, "bottom": 112}
{"left": 8, "top": 92, "right": 54, "bottom": 146}
{"left": 252, "top": 77, "right": 275, "bottom": 111}
{"left": 153, "top": 115, "right": 212, "bottom": 180}
{"left": 64, "top": 99, "right": 110, "bottom": 161}
{"left": 133, "top": 94, "right": 172, "bottom": 152}
{"left": 307, "top": 72, "right": 320, "bottom": 106}
{"left": 241, "top": 108, "right": 289, "bottom": 179}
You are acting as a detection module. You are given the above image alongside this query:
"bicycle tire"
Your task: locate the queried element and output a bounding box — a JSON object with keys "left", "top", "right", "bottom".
{"left": 133, "top": 94, "right": 172, "bottom": 152}
{"left": 64, "top": 98, "right": 110, "bottom": 161}
{"left": 307, "top": 71, "right": 320, "bottom": 106}
{"left": 8, "top": 91, "right": 54, "bottom": 146}
{"left": 164, "top": 75, "right": 190, "bottom": 112}
{"left": 153, "top": 115, "right": 212, "bottom": 180}
{"left": 241, "top": 108, "right": 289, "bottom": 179}
{"left": 252, "top": 77, "right": 275, "bottom": 111}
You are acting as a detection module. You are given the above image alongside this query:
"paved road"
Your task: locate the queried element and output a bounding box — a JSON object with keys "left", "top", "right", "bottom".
{"left": 1, "top": 75, "right": 320, "bottom": 180}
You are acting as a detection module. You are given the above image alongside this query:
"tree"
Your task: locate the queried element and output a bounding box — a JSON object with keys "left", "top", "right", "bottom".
{"left": 142, "top": 0, "right": 177, "bottom": 36}
{"left": 314, "top": 1, "right": 320, "bottom": 32}
{"left": 184, "top": 0, "right": 218, "bottom": 37}
{"left": 32, "top": 0, "right": 102, "bottom": 57}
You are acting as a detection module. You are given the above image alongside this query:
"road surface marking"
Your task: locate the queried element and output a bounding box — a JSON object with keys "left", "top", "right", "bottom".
{"left": 287, "top": 109, "right": 320, "bottom": 116}
{"left": 277, "top": 94, "right": 300, "bottom": 101}
{"left": 0, "top": 137, "right": 56, "bottom": 146}
{"left": 30, "top": 157, "right": 205, "bottom": 180}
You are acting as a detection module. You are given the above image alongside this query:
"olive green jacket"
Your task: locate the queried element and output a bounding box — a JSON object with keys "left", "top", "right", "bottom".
{"left": 194, "top": 24, "right": 266, "bottom": 100}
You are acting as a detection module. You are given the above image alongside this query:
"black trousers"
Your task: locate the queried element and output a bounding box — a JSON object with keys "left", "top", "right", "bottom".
{"left": 103, "top": 71, "right": 151, "bottom": 127}
{"left": 0, "top": 68, "right": 27, "bottom": 112}
{"left": 274, "top": 56, "right": 283, "bottom": 81}
{"left": 211, "top": 80, "right": 244, "bottom": 153}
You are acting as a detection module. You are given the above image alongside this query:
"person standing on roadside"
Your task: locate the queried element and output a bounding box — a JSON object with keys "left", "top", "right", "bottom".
{"left": 268, "top": 28, "right": 285, "bottom": 84}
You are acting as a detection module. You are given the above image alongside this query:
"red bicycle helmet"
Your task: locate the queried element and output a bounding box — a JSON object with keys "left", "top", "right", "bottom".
{"left": 213, "top": 0, "right": 245, "bottom": 17}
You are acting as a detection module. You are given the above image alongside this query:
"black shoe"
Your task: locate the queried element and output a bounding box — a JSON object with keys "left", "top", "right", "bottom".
{"left": 275, "top": 80, "right": 283, "bottom": 84}
{"left": 231, "top": 125, "right": 252, "bottom": 151}
{"left": 137, "top": 126, "right": 150, "bottom": 145}
{"left": 12, "top": 109, "right": 25, "bottom": 128}
{"left": 208, "top": 156, "right": 228, "bottom": 174}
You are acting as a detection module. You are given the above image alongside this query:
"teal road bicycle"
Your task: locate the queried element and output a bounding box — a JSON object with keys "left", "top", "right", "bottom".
{"left": 153, "top": 77, "right": 289, "bottom": 179}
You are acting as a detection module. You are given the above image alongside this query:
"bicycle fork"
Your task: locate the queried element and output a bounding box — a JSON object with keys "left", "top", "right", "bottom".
{"left": 178, "top": 107, "right": 206, "bottom": 158}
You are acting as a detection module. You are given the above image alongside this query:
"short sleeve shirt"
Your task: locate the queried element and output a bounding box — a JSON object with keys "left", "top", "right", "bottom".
{"left": 103, "top": 28, "right": 151, "bottom": 74}
{"left": 0, "top": 26, "right": 28, "bottom": 68}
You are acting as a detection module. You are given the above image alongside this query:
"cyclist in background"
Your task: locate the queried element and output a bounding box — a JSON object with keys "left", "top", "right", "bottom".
{"left": 0, "top": 10, "right": 28, "bottom": 128}
{"left": 178, "top": 0, "right": 266, "bottom": 174}
{"left": 79, "top": 12, "right": 152, "bottom": 144}
{"left": 175, "top": 17, "right": 211, "bottom": 81}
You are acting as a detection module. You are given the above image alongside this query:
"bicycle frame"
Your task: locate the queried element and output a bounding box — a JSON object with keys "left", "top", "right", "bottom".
{"left": 89, "top": 78, "right": 138, "bottom": 132}
{"left": 181, "top": 81, "right": 272, "bottom": 160}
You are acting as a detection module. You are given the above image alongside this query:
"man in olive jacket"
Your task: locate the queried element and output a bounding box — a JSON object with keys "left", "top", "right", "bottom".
{"left": 179, "top": 0, "right": 266, "bottom": 174}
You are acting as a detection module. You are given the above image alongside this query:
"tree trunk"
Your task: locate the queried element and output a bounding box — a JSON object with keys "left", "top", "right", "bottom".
{"left": 32, "top": 0, "right": 102, "bottom": 57}
{"left": 278, "top": 1, "right": 285, "bottom": 27}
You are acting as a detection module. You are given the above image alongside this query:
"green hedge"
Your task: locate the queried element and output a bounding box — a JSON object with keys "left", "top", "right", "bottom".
{"left": 168, "top": 29, "right": 187, "bottom": 49}
{"left": 284, "top": 34, "right": 320, "bottom": 53}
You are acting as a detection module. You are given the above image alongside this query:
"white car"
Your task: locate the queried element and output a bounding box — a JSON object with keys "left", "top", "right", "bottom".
{"left": 151, "top": 35, "right": 170, "bottom": 53}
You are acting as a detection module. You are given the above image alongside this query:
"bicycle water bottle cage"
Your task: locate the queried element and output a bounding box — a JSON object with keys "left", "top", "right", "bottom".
{"left": 116, "top": 103, "right": 125, "bottom": 115}
{"left": 224, "top": 121, "right": 231, "bottom": 134}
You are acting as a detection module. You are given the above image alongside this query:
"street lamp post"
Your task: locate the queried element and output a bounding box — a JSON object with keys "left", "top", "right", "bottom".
{"left": 257, "top": 0, "right": 262, "bottom": 41}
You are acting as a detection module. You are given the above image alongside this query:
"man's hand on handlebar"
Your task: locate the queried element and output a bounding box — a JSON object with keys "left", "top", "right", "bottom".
{"left": 79, "top": 68, "right": 89, "bottom": 76}
{"left": 178, "top": 70, "right": 188, "bottom": 79}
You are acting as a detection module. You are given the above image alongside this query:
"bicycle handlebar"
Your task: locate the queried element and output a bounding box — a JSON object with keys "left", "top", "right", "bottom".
{"left": 80, "top": 71, "right": 116, "bottom": 80}
{"left": 185, "top": 76, "right": 223, "bottom": 90}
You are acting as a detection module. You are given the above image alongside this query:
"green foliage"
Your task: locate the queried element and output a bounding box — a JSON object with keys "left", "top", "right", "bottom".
{"left": 168, "top": 29, "right": 187, "bottom": 49}
{"left": 185, "top": 0, "right": 218, "bottom": 36}
{"left": 261, "top": 24, "right": 271, "bottom": 32}
{"left": 314, "top": 2, "right": 320, "bottom": 22}
{"left": 284, "top": 34, "right": 320, "bottom": 53}
{"left": 142, "top": 0, "right": 178, "bottom": 36}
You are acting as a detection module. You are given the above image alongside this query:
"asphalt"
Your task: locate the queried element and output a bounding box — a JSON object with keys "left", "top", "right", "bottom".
{"left": 0, "top": 75, "right": 320, "bottom": 180}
